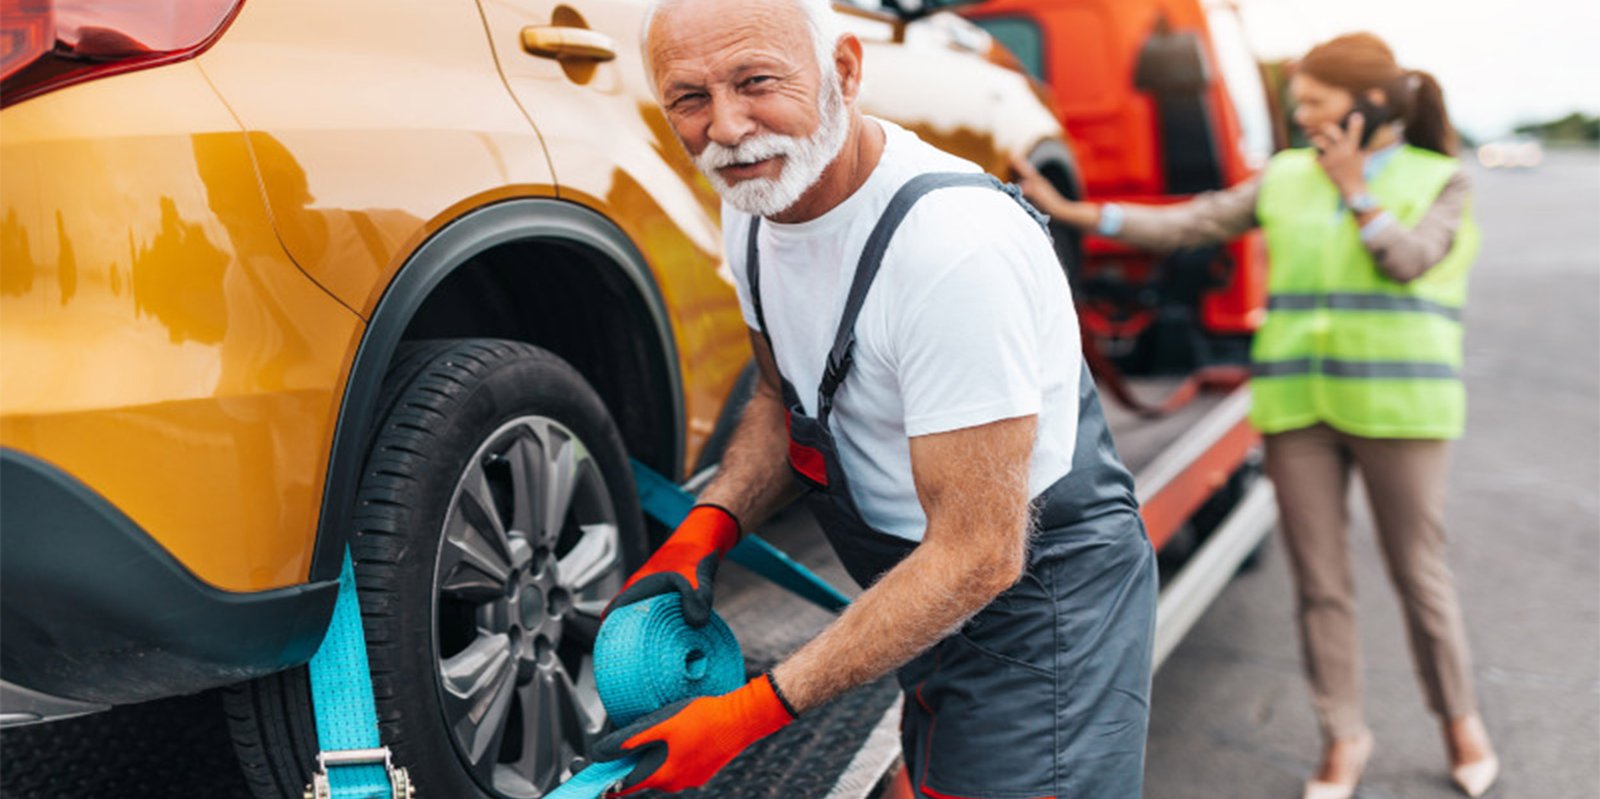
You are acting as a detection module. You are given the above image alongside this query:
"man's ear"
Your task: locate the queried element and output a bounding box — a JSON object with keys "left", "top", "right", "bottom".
{"left": 835, "top": 34, "right": 865, "bottom": 103}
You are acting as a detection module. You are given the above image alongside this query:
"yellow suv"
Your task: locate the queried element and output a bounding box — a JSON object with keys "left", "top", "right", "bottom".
{"left": 0, "top": 0, "right": 1074, "bottom": 795}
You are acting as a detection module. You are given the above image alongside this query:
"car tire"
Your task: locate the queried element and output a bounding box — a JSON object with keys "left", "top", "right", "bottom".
{"left": 225, "top": 338, "right": 647, "bottom": 799}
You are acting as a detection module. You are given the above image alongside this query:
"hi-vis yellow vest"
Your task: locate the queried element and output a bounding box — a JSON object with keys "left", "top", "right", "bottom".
{"left": 1251, "top": 146, "right": 1479, "bottom": 439}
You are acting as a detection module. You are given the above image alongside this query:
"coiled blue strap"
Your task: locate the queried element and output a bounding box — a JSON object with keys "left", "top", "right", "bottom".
{"left": 545, "top": 593, "right": 746, "bottom": 798}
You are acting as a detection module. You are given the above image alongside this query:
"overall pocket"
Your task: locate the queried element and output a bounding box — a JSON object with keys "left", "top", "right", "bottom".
{"left": 916, "top": 572, "right": 1060, "bottom": 797}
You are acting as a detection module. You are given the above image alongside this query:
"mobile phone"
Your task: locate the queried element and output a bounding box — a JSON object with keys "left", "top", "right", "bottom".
{"left": 1341, "top": 96, "right": 1394, "bottom": 149}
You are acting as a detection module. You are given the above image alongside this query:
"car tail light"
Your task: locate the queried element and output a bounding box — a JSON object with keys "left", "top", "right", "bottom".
{"left": 1, "top": 0, "right": 244, "bottom": 109}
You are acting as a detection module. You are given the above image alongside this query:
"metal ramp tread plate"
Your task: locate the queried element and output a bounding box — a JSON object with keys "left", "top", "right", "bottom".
{"left": 632, "top": 678, "right": 901, "bottom": 799}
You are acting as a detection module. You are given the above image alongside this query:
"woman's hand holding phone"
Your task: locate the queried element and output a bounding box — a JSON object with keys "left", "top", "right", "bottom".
{"left": 1312, "top": 112, "right": 1368, "bottom": 201}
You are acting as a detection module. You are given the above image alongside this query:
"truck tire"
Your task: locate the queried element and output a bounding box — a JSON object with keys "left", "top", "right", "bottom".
{"left": 1025, "top": 138, "right": 1086, "bottom": 285}
{"left": 225, "top": 339, "right": 648, "bottom": 799}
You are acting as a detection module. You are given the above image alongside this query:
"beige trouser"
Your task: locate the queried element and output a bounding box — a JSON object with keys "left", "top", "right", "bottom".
{"left": 1264, "top": 423, "right": 1478, "bottom": 741}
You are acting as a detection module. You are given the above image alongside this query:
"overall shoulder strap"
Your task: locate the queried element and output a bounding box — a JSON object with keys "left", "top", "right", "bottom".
{"left": 745, "top": 215, "right": 772, "bottom": 349}
{"left": 819, "top": 171, "right": 1011, "bottom": 420}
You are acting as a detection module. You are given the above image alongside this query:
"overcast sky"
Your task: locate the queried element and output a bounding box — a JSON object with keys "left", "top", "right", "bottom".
{"left": 1233, "top": 0, "right": 1600, "bottom": 139}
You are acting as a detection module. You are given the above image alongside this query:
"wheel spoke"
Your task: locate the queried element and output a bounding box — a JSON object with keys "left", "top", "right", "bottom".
{"left": 564, "top": 654, "right": 608, "bottom": 737}
{"left": 558, "top": 522, "right": 621, "bottom": 602}
{"left": 519, "top": 665, "right": 581, "bottom": 785}
{"left": 461, "top": 462, "right": 512, "bottom": 550}
{"left": 504, "top": 432, "right": 542, "bottom": 538}
{"left": 439, "top": 633, "right": 519, "bottom": 769}
{"left": 540, "top": 431, "right": 581, "bottom": 543}
{"left": 439, "top": 458, "right": 518, "bottom": 602}
{"left": 439, "top": 508, "right": 514, "bottom": 603}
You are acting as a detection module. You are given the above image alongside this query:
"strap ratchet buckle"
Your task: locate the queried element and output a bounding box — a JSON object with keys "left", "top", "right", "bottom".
{"left": 303, "top": 746, "right": 415, "bottom": 799}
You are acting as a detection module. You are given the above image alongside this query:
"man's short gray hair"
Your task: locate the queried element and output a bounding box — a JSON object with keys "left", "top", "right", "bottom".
{"left": 641, "top": 0, "right": 845, "bottom": 90}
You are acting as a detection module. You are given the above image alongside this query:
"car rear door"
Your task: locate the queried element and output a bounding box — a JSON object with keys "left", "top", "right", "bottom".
{"left": 472, "top": 0, "right": 749, "bottom": 469}
{"left": 196, "top": 0, "right": 557, "bottom": 316}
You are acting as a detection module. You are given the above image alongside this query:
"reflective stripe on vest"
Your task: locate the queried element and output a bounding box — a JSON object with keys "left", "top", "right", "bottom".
{"left": 1251, "top": 359, "right": 1460, "bottom": 380}
{"left": 1266, "top": 292, "right": 1463, "bottom": 323}
{"left": 1251, "top": 146, "right": 1479, "bottom": 439}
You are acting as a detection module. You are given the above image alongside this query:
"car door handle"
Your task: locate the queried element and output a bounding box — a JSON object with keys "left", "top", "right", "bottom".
{"left": 521, "top": 26, "right": 617, "bottom": 62}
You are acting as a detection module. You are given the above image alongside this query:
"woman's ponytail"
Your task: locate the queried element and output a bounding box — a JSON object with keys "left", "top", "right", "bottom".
{"left": 1403, "top": 69, "right": 1457, "bottom": 156}
{"left": 1299, "top": 33, "right": 1460, "bottom": 157}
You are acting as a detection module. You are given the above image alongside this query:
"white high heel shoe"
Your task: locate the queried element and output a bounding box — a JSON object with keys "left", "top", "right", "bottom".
{"left": 1300, "top": 733, "right": 1374, "bottom": 799}
{"left": 1451, "top": 754, "right": 1499, "bottom": 797}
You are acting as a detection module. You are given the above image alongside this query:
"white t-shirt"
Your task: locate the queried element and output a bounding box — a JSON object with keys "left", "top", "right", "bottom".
{"left": 726, "top": 119, "right": 1082, "bottom": 542}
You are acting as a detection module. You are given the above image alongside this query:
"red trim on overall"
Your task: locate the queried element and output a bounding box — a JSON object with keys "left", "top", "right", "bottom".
{"left": 785, "top": 411, "right": 829, "bottom": 486}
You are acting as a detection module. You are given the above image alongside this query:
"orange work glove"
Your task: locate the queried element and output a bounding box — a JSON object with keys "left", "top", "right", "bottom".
{"left": 592, "top": 672, "right": 797, "bottom": 795}
{"left": 606, "top": 504, "right": 740, "bottom": 627}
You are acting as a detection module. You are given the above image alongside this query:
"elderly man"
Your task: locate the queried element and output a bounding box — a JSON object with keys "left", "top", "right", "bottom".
{"left": 595, "top": 0, "right": 1158, "bottom": 796}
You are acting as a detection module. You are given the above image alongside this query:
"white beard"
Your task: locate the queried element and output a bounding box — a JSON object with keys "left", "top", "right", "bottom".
{"left": 693, "top": 76, "right": 850, "bottom": 218}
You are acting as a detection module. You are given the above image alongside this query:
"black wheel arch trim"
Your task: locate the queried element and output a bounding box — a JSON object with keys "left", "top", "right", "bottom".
{"left": 0, "top": 449, "right": 340, "bottom": 706}
{"left": 308, "top": 198, "right": 685, "bottom": 584}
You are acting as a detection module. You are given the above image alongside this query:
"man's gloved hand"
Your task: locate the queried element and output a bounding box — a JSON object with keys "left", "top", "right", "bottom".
{"left": 606, "top": 504, "right": 740, "bottom": 627}
{"left": 592, "top": 672, "right": 797, "bottom": 795}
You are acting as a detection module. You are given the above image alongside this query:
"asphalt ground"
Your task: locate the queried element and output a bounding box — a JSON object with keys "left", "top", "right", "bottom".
{"left": 1143, "top": 149, "right": 1600, "bottom": 799}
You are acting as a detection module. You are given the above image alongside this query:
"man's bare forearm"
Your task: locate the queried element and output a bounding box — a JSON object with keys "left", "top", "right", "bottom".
{"left": 770, "top": 415, "right": 1036, "bottom": 713}
{"left": 696, "top": 380, "right": 803, "bottom": 530}
{"left": 770, "top": 528, "right": 1021, "bottom": 713}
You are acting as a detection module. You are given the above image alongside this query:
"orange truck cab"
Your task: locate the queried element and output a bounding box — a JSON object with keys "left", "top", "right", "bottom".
{"left": 964, "top": 0, "right": 1282, "bottom": 375}
{"left": 941, "top": 0, "right": 1286, "bottom": 674}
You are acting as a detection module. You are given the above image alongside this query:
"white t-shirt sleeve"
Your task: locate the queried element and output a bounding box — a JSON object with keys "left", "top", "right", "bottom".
{"left": 889, "top": 194, "right": 1049, "bottom": 438}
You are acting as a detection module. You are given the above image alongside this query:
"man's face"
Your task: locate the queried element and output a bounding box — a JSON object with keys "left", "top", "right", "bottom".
{"left": 647, "top": 0, "right": 850, "bottom": 216}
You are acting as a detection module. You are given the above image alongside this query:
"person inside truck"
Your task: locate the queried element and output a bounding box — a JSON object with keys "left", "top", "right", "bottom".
{"left": 589, "top": 0, "right": 1159, "bottom": 796}
{"left": 1012, "top": 31, "right": 1498, "bottom": 799}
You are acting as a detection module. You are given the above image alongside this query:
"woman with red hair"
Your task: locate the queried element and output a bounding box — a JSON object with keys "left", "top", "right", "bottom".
{"left": 1015, "top": 32, "right": 1498, "bottom": 799}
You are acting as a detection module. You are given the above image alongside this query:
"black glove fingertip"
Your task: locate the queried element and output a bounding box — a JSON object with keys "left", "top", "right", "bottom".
{"left": 617, "top": 742, "right": 669, "bottom": 792}
{"left": 678, "top": 593, "right": 712, "bottom": 628}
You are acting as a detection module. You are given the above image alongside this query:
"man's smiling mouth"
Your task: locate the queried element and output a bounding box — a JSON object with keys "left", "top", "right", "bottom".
{"left": 718, "top": 156, "right": 781, "bottom": 181}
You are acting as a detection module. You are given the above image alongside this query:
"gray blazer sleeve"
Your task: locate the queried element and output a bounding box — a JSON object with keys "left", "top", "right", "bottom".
{"left": 1362, "top": 168, "right": 1472, "bottom": 283}
{"left": 1111, "top": 167, "right": 1471, "bottom": 285}
{"left": 1111, "top": 180, "right": 1261, "bottom": 253}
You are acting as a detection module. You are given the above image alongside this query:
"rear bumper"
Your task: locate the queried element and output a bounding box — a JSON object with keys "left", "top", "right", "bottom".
{"left": 0, "top": 449, "right": 338, "bottom": 721}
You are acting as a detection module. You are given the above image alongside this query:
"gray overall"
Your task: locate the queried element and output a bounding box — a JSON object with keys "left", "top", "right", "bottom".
{"left": 747, "top": 173, "right": 1159, "bottom": 799}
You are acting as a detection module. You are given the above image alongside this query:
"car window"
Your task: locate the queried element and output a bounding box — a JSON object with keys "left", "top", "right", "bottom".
{"left": 969, "top": 16, "right": 1045, "bottom": 81}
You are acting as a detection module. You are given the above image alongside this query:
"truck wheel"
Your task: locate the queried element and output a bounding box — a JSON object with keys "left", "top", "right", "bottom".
{"left": 1025, "top": 138, "right": 1085, "bottom": 285}
{"left": 226, "top": 339, "right": 647, "bottom": 799}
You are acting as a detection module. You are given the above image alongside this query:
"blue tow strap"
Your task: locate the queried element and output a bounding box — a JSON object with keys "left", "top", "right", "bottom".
{"left": 304, "top": 464, "right": 846, "bottom": 799}
{"left": 630, "top": 460, "right": 851, "bottom": 612}
{"left": 306, "top": 550, "right": 406, "bottom": 799}
{"left": 545, "top": 592, "right": 747, "bottom": 798}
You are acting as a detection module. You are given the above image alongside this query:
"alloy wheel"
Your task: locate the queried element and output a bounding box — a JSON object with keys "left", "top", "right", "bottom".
{"left": 432, "top": 415, "right": 625, "bottom": 797}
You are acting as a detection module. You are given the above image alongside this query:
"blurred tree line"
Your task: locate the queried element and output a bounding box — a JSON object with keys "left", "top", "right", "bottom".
{"left": 1513, "top": 112, "right": 1600, "bottom": 145}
